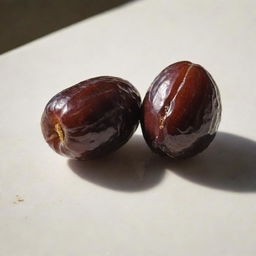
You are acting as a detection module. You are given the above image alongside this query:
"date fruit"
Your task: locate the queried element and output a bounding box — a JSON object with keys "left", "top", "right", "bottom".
{"left": 41, "top": 76, "right": 141, "bottom": 160}
{"left": 141, "top": 61, "right": 221, "bottom": 159}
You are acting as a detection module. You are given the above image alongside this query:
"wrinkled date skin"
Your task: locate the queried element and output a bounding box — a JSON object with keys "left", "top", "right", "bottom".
{"left": 41, "top": 76, "right": 141, "bottom": 160}
{"left": 141, "top": 61, "right": 221, "bottom": 159}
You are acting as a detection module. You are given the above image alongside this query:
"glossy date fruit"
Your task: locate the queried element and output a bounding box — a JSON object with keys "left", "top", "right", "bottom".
{"left": 41, "top": 76, "right": 141, "bottom": 160}
{"left": 141, "top": 61, "right": 221, "bottom": 159}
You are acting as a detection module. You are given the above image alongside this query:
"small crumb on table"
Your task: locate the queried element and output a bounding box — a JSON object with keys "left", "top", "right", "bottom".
{"left": 13, "top": 195, "right": 25, "bottom": 204}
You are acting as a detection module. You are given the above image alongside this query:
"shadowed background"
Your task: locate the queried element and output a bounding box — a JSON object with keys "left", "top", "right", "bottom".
{"left": 0, "top": 0, "right": 132, "bottom": 54}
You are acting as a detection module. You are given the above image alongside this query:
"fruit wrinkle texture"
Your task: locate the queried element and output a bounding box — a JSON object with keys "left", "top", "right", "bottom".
{"left": 141, "top": 61, "right": 221, "bottom": 159}
{"left": 41, "top": 76, "right": 141, "bottom": 160}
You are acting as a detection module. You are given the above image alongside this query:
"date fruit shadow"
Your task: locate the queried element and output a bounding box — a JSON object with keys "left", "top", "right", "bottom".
{"left": 167, "top": 132, "right": 256, "bottom": 192}
{"left": 68, "top": 135, "right": 165, "bottom": 192}
{"left": 69, "top": 132, "right": 256, "bottom": 193}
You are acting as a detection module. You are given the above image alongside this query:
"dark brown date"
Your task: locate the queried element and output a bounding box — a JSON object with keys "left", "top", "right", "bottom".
{"left": 41, "top": 76, "right": 141, "bottom": 160}
{"left": 141, "top": 61, "right": 221, "bottom": 159}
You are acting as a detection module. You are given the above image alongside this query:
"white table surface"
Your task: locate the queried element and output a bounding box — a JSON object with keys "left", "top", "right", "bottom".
{"left": 1, "top": 0, "right": 256, "bottom": 255}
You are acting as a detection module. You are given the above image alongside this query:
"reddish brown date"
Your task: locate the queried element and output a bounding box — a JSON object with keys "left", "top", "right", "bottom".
{"left": 41, "top": 76, "right": 141, "bottom": 160}
{"left": 141, "top": 61, "right": 221, "bottom": 159}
